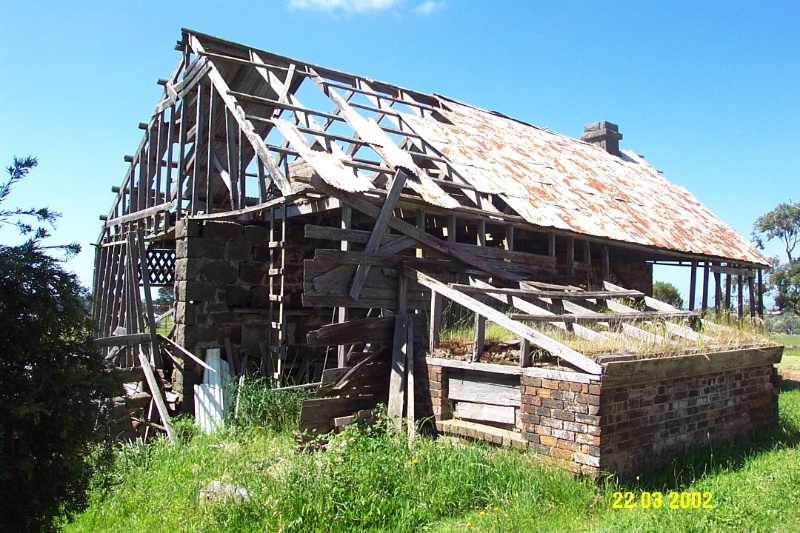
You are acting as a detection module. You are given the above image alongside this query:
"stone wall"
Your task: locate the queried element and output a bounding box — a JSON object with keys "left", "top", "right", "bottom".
{"left": 172, "top": 218, "right": 272, "bottom": 412}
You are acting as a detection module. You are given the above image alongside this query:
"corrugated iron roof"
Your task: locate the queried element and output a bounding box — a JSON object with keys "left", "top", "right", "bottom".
{"left": 402, "top": 100, "right": 769, "bottom": 266}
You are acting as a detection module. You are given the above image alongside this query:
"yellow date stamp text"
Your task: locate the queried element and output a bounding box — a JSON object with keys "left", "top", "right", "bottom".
{"left": 612, "top": 491, "right": 713, "bottom": 510}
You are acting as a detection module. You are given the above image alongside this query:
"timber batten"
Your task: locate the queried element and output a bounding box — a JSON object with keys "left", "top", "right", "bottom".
{"left": 92, "top": 30, "right": 780, "bottom": 474}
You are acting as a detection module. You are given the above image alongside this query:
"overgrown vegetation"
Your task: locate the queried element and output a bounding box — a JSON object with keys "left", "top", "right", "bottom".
{"left": 0, "top": 157, "right": 115, "bottom": 532}
{"left": 233, "top": 377, "right": 310, "bottom": 433}
{"left": 64, "top": 382, "right": 800, "bottom": 532}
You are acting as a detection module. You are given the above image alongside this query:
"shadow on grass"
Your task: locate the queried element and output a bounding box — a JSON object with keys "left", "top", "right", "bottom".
{"left": 616, "top": 383, "right": 800, "bottom": 492}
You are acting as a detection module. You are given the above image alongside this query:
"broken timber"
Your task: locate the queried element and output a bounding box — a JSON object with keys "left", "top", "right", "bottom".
{"left": 402, "top": 266, "right": 603, "bottom": 375}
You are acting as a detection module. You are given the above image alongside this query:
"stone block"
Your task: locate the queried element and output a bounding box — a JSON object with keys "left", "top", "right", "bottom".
{"left": 174, "top": 257, "right": 201, "bottom": 281}
{"left": 184, "top": 281, "right": 216, "bottom": 302}
{"left": 243, "top": 224, "right": 270, "bottom": 241}
{"left": 225, "top": 240, "right": 252, "bottom": 262}
{"left": 251, "top": 286, "right": 271, "bottom": 308}
{"left": 226, "top": 285, "right": 250, "bottom": 307}
{"left": 203, "top": 221, "right": 244, "bottom": 240}
{"left": 239, "top": 262, "right": 266, "bottom": 285}
{"left": 200, "top": 261, "right": 239, "bottom": 284}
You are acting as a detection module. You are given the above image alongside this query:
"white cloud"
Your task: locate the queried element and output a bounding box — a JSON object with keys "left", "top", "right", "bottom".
{"left": 287, "top": 0, "right": 401, "bottom": 13}
{"left": 414, "top": 1, "right": 443, "bottom": 15}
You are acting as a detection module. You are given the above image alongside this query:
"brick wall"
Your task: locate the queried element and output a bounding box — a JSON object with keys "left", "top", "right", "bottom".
{"left": 519, "top": 375, "right": 603, "bottom": 476}
{"left": 415, "top": 359, "right": 450, "bottom": 425}
{"left": 422, "top": 346, "right": 782, "bottom": 480}
{"left": 599, "top": 348, "right": 781, "bottom": 480}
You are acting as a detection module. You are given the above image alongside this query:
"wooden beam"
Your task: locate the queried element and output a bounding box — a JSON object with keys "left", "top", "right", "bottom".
{"left": 338, "top": 205, "right": 352, "bottom": 367}
{"left": 757, "top": 269, "right": 764, "bottom": 317}
{"left": 472, "top": 314, "right": 485, "bottom": 362}
{"left": 471, "top": 279, "right": 609, "bottom": 343}
{"left": 349, "top": 170, "right": 408, "bottom": 300}
{"left": 105, "top": 202, "right": 174, "bottom": 228}
{"left": 449, "top": 284, "right": 643, "bottom": 299}
{"left": 566, "top": 237, "right": 575, "bottom": 276}
{"left": 601, "top": 246, "right": 610, "bottom": 281}
{"left": 404, "top": 268, "right": 602, "bottom": 374}
{"left": 136, "top": 346, "right": 176, "bottom": 442}
{"left": 688, "top": 260, "right": 697, "bottom": 311}
{"left": 406, "top": 319, "right": 415, "bottom": 445}
{"left": 95, "top": 333, "right": 152, "bottom": 348}
{"left": 701, "top": 261, "right": 710, "bottom": 310}
{"left": 510, "top": 312, "right": 698, "bottom": 323}
{"left": 429, "top": 292, "right": 443, "bottom": 354}
{"left": 158, "top": 334, "right": 216, "bottom": 373}
{"left": 133, "top": 229, "right": 163, "bottom": 368}
{"left": 187, "top": 36, "right": 293, "bottom": 195}
{"left": 388, "top": 315, "right": 409, "bottom": 430}
{"left": 310, "top": 176, "right": 524, "bottom": 282}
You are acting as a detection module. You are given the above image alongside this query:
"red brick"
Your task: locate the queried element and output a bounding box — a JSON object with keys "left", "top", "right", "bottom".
{"left": 539, "top": 435, "right": 557, "bottom": 447}
{"left": 541, "top": 379, "right": 560, "bottom": 390}
{"left": 521, "top": 376, "right": 542, "bottom": 387}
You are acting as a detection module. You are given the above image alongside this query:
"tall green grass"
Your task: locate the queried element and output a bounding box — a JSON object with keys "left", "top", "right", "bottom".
{"left": 65, "top": 385, "right": 800, "bottom": 532}
{"left": 233, "top": 377, "right": 309, "bottom": 434}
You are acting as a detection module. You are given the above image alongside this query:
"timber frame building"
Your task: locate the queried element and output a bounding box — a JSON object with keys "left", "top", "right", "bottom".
{"left": 93, "top": 30, "right": 780, "bottom": 479}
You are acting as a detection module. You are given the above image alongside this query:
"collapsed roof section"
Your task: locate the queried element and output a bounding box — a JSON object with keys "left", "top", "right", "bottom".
{"left": 98, "top": 29, "right": 767, "bottom": 268}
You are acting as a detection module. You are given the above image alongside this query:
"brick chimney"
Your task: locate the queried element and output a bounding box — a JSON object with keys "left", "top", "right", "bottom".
{"left": 581, "top": 121, "right": 622, "bottom": 156}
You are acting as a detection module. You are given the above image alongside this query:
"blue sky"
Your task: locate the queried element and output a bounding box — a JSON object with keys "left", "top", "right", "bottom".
{"left": 1, "top": 0, "right": 798, "bottom": 305}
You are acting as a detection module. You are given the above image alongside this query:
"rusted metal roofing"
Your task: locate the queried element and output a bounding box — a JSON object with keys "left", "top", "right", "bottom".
{"left": 105, "top": 29, "right": 767, "bottom": 268}
{"left": 402, "top": 100, "right": 769, "bottom": 266}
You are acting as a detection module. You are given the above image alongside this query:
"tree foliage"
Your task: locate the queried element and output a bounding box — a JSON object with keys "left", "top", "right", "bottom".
{"left": 752, "top": 201, "right": 800, "bottom": 262}
{"left": 0, "top": 158, "right": 114, "bottom": 532}
{"left": 652, "top": 281, "right": 684, "bottom": 309}
{"left": 753, "top": 200, "right": 800, "bottom": 313}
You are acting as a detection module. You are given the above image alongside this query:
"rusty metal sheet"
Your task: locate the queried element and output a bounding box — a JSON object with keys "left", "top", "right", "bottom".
{"left": 310, "top": 73, "right": 459, "bottom": 209}
{"left": 402, "top": 100, "right": 769, "bottom": 266}
{"left": 272, "top": 118, "right": 372, "bottom": 193}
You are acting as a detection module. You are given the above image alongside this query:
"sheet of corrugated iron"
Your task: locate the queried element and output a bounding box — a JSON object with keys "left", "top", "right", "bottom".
{"left": 272, "top": 119, "right": 372, "bottom": 193}
{"left": 402, "top": 101, "right": 768, "bottom": 265}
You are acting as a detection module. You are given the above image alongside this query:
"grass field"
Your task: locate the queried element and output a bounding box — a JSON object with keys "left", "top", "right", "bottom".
{"left": 65, "top": 382, "right": 800, "bottom": 533}
{"left": 776, "top": 334, "right": 800, "bottom": 371}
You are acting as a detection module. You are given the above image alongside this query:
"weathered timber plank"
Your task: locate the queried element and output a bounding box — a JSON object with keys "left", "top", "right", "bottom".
{"left": 135, "top": 346, "right": 176, "bottom": 441}
{"left": 302, "top": 294, "right": 427, "bottom": 311}
{"left": 187, "top": 36, "right": 292, "bottom": 195}
{"left": 351, "top": 170, "right": 408, "bottom": 300}
{"left": 471, "top": 279, "right": 610, "bottom": 344}
{"left": 449, "top": 370, "right": 520, "bottom": 407}
{"left": 96, "top": 333, "right": 152, "bottom": 348}
{"left": 309, "top": 176, "right": 524, "bottom": 282}
{"left": 425, "top": 357, "right": 594, "bottom": 383}
{"left": 406, "top": 319, "right": 416, "bottom": 444}
{"left": 158, "top": 334, "right": 215, "bottom": 373}
{"left": 405, "top": 268, "right": 602, "bottom": 374}
{"left": 509, "top": 312, "right": 698, "bottom": 323}
{"left": 455, "top": 401, "right": 516, "bottom": 425}
{"left": 451, "top": 284, "right": 643, "bottom": 299}
{"left": 605, "top": 298, "right": 705, "bottom": 342}
{"left": 387, "top": 316, "right": 409, "bottom": 429}
{"left": 309, "top": 237, "right": 417, "bottom": 293}
{"left": 304, "top": 224, "right": 404, "bottom": 245}
{"left": 601, "top": 345, "right": 783, "bottom": 388}
{"left": 134, "top": 228, "right": 163, "bottom": 368}
{"left": 307, "top": 315, "right": 425, "bottom": 346}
